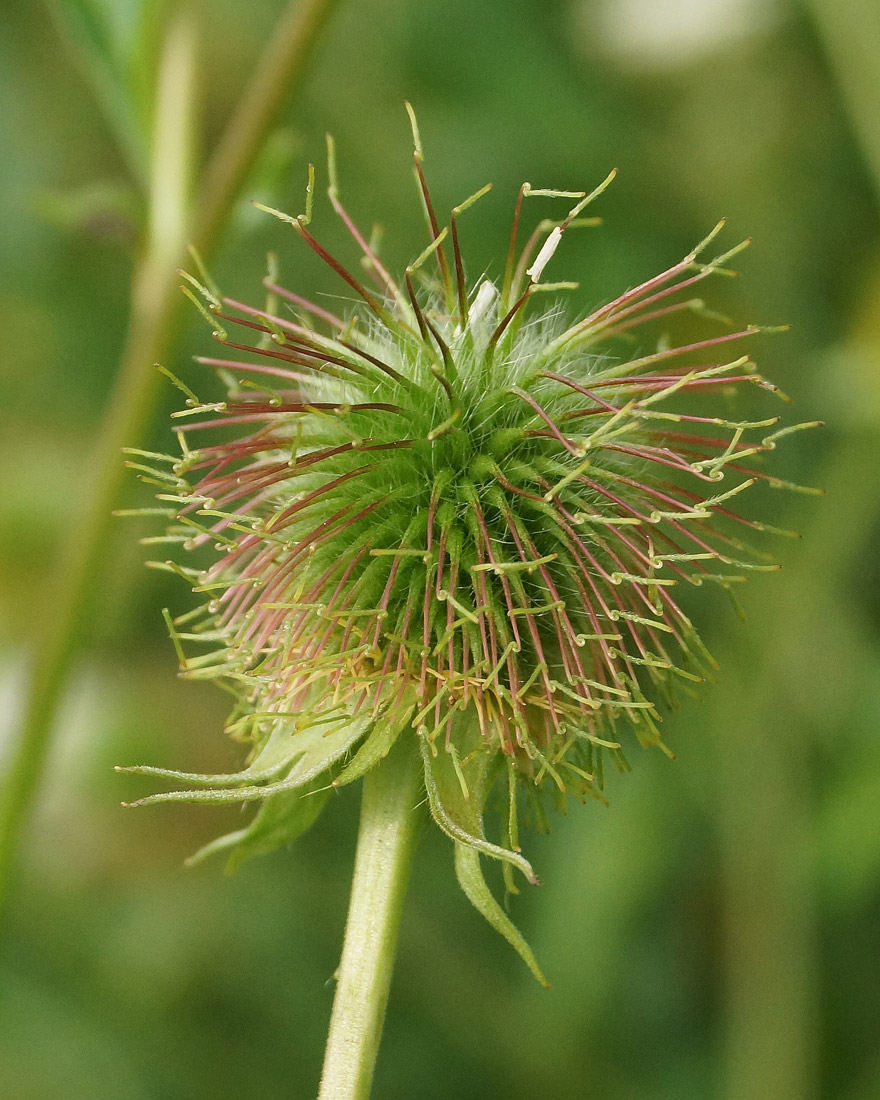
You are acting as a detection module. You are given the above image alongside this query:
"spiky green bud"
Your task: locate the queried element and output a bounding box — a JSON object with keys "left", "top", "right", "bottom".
{"left": 122, "top": 118, "right": 818, "bottom": 980}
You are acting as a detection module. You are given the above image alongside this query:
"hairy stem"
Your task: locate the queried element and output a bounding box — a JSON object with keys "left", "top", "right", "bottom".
{"left": 0, "top": 0, "right": 342, "bottom": 910}
{"left": 318, "top": 736, "right": 423, "bottom": 1100}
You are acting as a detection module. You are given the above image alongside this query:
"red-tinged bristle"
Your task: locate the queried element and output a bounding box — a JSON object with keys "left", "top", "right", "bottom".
{"left": 666, "top": 481, "right": 772, "bottom": 533}
{"left": 263, "top": 280, "right": 346, "bottom": 330}
{"left": 247, "top": 500, "right": 384, "bottom": 618}
{"left": 620, "top": 329, "right": 763, "bottom": 373}
{"left": 542, "top": 371, "right": 623, "bottom": 414}
{"left": 258, "top": 545, "right": 370, "bottom": 656}
{"left": 423, "top": 315, "right": 455, "bottom": 379}
{"left": 642, "top": 428, "right": 764, "bottom": 452}
{"left": 195, "top": 357, "right": 313, "bottom": 386}
{"left": 580, "top": 477, "right": 654, "bottom": 525}
{"left": 460, "top": 619, "right": 471, "bottom": 708}
{"left": 498, "top": 510, "right": 568, "bottom": 726}
{"left": 412, "top": 158, "right": 452, "bottom": 300}
{"left": 329, "top": 192, "right": 403, "bottom": 304}
{"left": 471, "top": 538, "right": 496, "bottom": 672}
{"left": 492, "top": 468, "right": 545, "bottom": 503}
{"left": 405, "top": 270, "right": 431, "bottom": 342}
{"left": 181, "top": 412, "right": 303, "bottom": 432}
{"left": 558, "top": 254, "right": 696, "bottom": 344}
{"left": 449, "top": 213, "right": 468, "bottom": 324}
{"left": 511, "top": 388, "right": 582, "bottom": 456}
{"left": 336, "top": 339, "right": 411, "bottom": 387}
{"left": 196, "top": 465, "right": 300, "bottom": 511}
{"left": 183, "top": 435, "right": 288, "bottom": 472}
{"left": 372, "top": 642, "right": 397, "bottom": 713}
{"left": 502, "top": 183, "right": 527, "bottom": 304}
{"left": 470, "top": 499, "right": 523, "bottom": 656}
{"left": 536, "top": 510, "right": 627, "bottom": 678}
{"left": 189, "top": 459, "right": 287, "bottom": 501}
{"left": 222, "top": 401, "right": 403, "bottom": 415}
{"left": 603, "top": 443, "right": 724, "bottom": 482}
{"left": 583, "top": 374, "right": 757, "bottom": 392}
{"left": 208, "top": 337, "right": 367, "bottom": 381}
{"left": 444, "top": 553, "right": 460, "bottom": 694}
{"left": 603, "top": 298, "right": 712, "bottom": 337}
{"left": 294, "top": 221, "right": 389, "bottom": 319}
{"left": 488, "top": 288, "right": 531, "bottom": 352}
{"left": 370, "top": 554, "right": 404, "bottom": 651}
{"left": 513, "top": 513, "right": 603, "bottom": 686}
{"left": 264, "top": 466, "right": 376, "bottom": 535}
{"left": 583, "top": 259, "right": 734, "bottom": 337}
{"left": 595, "top": 472, "right": 729, "bottom": 568}
{"left": 434, "top": 528, "right": 447, "bottom": 601}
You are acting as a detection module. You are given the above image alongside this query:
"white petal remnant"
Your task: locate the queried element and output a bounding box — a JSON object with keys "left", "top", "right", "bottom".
{"left": 526, "top": 226, "right": 562, "bottom": 283}
{"left": 468, "top": 278, "right": 499, "bottom": 329}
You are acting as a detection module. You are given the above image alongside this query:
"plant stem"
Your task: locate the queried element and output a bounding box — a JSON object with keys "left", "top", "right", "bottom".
{"left": 0, "top": 0, "right": 343, "bottom": 912}
{"left": 318, "top": 737, "right": 423, "bottom": 1100}
{"left": 0, "top": 3, "right": 197, "bottom": 909}
{"left": 192, "top": 0, "right": 340, "bottom": 251}
{"left": 803, "top": 0, "right": 880, "bottom": 207}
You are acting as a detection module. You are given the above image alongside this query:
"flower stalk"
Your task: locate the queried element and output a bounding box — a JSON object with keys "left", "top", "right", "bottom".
{"left": 318, "top": 733, "right": 423, "bottom": 1100}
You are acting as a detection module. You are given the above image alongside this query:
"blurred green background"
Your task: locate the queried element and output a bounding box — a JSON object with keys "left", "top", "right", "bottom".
{"left": 1, "top": 0, "right": 879, "bottom": 1097}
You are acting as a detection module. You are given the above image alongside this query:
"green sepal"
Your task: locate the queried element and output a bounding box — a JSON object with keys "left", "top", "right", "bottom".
{"left": 332, "top": 701, "right": 415, "bottom": 788}
{"left": 123, "top": 710, "right": 371, "bottom": 807}
{"left": 420, "top": 736, "right": 538, "bottom": 885}
{"left": 454, "top": 842, "right": 549, "bottom": 987}
{"left": 186, "top": 782, "right": 331, "bottom": 871}
{"left": 118, "top": 710, "right": 322, "bottom": 788}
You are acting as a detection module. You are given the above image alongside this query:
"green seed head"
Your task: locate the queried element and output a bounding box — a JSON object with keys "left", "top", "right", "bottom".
{"left": 123, "top": 114, "right": 818, "bottom": 981}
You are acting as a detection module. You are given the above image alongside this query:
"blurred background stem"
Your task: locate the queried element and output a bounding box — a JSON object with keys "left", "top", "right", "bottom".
{"left": 716, "top": 5, "right": 880, "bottom": 1098}
{"left": 715, "top": 431, "right": 880, "bottom": 1100}
{"left": 804, "top": 0, "right": 880, "bottom": 207}
{"left": 0, "top": 0, "right": 342, "bottom": 912}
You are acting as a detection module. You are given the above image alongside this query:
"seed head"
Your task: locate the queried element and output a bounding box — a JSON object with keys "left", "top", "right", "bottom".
{"left": 122, "top": 114, "right": 818, "bottom": 981}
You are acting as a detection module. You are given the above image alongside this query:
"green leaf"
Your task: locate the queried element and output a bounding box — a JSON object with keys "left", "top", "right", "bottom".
{"left": 454, "top": 842, "right": 548, "bottom": 987}
{"left": 420, "top": 737, "right": 538, "bottom": 884}
{"left": 186, "top": 782, "right": 331, "bottom": 871}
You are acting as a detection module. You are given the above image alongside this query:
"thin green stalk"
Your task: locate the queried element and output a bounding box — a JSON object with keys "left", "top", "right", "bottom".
{"left": 191, "top": 0, "right": 340, "bottom": 250}
{"left": 0, "top": 3, "right": 197, "bottom": 908}
{"left": 0, "top": 0, "right": 343, "bottom": 910}
{"left": 318, "top": 736, "right": 423, "bottom": 1100}
{"left": 712, "top": 9, "right": 880, "bottom": 1100}
{"left": 715, "top": 430, "right": 880, "bottom": 1100}
{"left": 803, "top": 0, "right": 880, "bottom": 207}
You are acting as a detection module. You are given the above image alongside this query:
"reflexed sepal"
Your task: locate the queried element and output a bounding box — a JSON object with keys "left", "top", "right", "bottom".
{"left": 454, "top": 841, "right": 548, "bottom": 987}
{"left": 421, "top": 732, "right": 548, "bottom": 981}
{"left": 420, "top": 735, "right": 538, "bottom": 885}
{"left": 121, "top": 707, "right": 372, "bottom": 807}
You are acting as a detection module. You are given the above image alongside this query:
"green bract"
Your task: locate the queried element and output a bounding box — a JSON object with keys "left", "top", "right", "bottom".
{"left": 122, "top": 117, "right": 817, "bottom": 980}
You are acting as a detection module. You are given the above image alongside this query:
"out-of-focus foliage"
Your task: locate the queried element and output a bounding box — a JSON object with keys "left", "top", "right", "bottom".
{"left": 0, "top": 1, "right": 878, "bottom": 1098}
